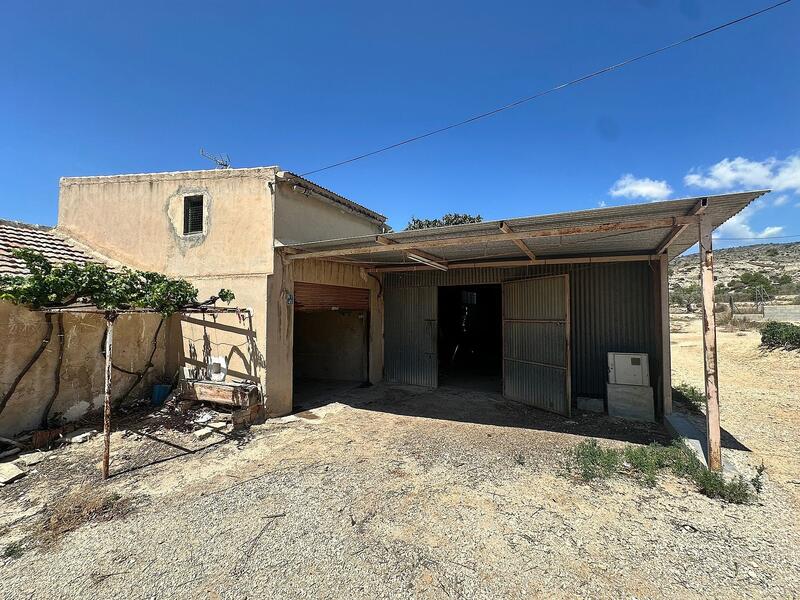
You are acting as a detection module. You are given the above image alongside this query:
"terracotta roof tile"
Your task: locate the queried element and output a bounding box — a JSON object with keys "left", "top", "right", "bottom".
{"left": 0, "top": 220, "right": 96, "bottom": 276}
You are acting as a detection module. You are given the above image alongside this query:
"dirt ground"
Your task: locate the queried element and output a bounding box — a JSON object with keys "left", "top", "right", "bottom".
{"left": 1, "top": 325, "right": 799, "bottom": 599}
{"left": 670, "top": 315, "right": 800, "bottom": 505}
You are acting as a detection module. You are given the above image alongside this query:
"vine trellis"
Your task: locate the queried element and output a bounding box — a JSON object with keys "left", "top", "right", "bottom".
{"left": 0, "top": 249, "right": 245, "bottom": 479}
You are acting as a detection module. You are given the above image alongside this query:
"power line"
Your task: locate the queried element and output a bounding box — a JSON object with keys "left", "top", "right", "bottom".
{"left": 300, "top": 0, "right": 793, "bottom": 177}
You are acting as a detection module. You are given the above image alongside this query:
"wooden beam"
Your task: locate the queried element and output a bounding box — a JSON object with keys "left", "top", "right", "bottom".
{"left": 102, "top": 312, "right": 117, "bottom": 480}
{"left": 500, "top": 222, "right": 536, "bottom": 261}
{"left": 366, "top": 254, "right": 660, "bottom": 273}
{"left": 659, "top": 254, "right": 672, "bottom": 415}
{"left": 656, "top": 198, "right": 708, "bottom": 254}
{"left": 375, "top": 234, "right": 448, "bottom": 268}
{"left": 699, "top": 215, "right": 722, "bottom": 471}
{"left": 287, "top": 216, "right": 701, "bottom": 261}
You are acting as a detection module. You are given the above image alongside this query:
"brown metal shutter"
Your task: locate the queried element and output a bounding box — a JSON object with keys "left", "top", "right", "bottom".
{"left": 294, "top": 282, "right": 370, "bottom": 312}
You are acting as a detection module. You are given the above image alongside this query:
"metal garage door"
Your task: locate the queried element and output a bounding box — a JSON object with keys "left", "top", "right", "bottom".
{"left": 384, "top": 286, "right": 437, "bottom": 387}
{"left": 294, "top": 282, "right": 370, "bottom": 312}
{"left": 502, "top": 275, "right": 571, "bottom": 416}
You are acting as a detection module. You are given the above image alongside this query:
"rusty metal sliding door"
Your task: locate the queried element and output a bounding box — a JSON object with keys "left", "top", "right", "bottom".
{"left": 384, "top": 286, "right": 438, "bottom": 387}
{"left": 502, "top": 274, "right": 571, "bottom": 416}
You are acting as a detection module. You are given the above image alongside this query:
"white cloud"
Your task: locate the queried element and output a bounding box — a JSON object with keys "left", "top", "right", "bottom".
{"left": 684, "top": 154, "right": 800, "bottom": 194}
{"left": 773, "top": 194, "right": 789, "bottom": 207}
{"left": 597, "top": 200, "right": 607, "bottom": 207}
{"left": 713, "top": 204, "right": 784, "bottom": 242}
{"left": 609, "top": 174, "right": 672, "bottom": 200}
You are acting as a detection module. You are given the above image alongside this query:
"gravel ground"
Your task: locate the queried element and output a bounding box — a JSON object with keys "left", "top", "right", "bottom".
{"left": 1, "top": 339, "right": 799, "bottom": 598}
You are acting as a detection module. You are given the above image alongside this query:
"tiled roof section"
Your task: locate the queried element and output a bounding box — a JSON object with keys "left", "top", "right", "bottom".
{"left": 0, "top": 220, "right": 96, "bottom": 276}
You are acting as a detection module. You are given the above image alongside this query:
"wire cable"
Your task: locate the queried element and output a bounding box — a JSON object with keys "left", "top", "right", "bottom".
{"left": 300, "top": 0, "right": 793, "bottom": 177}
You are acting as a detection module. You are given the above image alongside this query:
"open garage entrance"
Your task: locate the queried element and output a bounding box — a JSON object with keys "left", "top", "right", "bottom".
{"left": 293, "top": 283, "right": 370, "bottom": 408}
{"left": 438, "top": 284, "right": 502, "bottom": 392}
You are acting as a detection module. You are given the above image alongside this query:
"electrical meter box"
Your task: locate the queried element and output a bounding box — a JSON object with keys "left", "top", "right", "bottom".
{"left": 607, "top": 352, "right": 650, "bottom": 386}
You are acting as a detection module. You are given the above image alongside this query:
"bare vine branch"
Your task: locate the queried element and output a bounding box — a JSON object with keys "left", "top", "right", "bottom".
{"left": 41, "top": 313, "right": 65, "bottom": 428}
{"left": 0, "top": 313, "right": 54, "bottom": 415}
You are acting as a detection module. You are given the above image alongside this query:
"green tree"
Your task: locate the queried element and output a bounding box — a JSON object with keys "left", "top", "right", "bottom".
{"left": 670, "top": 283, "right": 702, "bottom": 308}
{"left": 405, "top": 213, "right": 483, "bottom": 230}
{"left": 738, "top": 271, "right": 774, "bottom": 300}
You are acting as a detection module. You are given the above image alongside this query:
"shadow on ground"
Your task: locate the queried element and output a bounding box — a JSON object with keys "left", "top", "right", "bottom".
{"left": 294, "top": 379, "right": 673, "bottom": 446}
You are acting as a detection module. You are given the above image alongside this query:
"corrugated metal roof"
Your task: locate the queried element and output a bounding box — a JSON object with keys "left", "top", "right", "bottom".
{"left": 286, "top": 190, "right": 768, "bottom": 265}
{"left": 0, "top": 220, "right": 96, "bottom": 276}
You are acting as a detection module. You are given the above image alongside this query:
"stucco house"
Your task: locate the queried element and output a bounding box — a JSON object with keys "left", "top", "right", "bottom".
{"left": 56, "top": 167, "right": 388, "bottom": 418}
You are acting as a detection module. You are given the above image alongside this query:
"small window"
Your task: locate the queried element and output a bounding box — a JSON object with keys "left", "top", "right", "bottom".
{"left": 183, "top": 195, "right": 204, "bottom": 234}
{"left": 630, "top": 357, "right": 641, "bottom": 366}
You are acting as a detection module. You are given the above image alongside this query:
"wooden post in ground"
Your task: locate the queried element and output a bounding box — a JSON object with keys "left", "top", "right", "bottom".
{"left": 102, "top": 312, "right": 117, "bottom": 480}
{"left": 698, "top": 216, "right": 722, "bottom": 471}
{"left": 659, "top": 254, "right": 673, "bottom": 416}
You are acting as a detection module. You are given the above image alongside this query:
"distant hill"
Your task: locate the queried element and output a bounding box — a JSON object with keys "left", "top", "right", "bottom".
{"left": 669, "top": 241, "right": 800, "bottom": 290}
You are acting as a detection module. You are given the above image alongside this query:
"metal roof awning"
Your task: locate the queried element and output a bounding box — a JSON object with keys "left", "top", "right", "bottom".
{"left": 282, "top": 191, "right": 768, "bottom": 271}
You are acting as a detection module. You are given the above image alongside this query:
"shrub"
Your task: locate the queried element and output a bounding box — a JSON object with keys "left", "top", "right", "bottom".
{"left": 673, "top": 383, "right": 705, "bottom": 412}
{"left": 567, "top": 439, "right": 759, "bottom": 504}
{"left": 671, "top": 283, "right": 701, "bottom": 307}
{"left": 2, "top": 541, "right": 23, "bottom": 559}
{"left": 571, "top": 439, "right": 620, "bottom": 481}
{"left": 760, "top": 321, "right": 800, "bottom": 350}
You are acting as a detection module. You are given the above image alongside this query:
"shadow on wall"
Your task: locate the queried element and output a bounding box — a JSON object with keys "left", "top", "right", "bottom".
{"left": 178, "top": 313, "right": 264, "bottom": 389}
{"left": 0, "top": 302, "right": 167, "bottom": 437}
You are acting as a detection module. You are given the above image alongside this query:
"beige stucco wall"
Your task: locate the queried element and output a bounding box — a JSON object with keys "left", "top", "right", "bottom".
{"left": 52, "top": 167, "right": 386, "bottom": 418}
{"left": 273, "top": 180, "right": 383, "bottom": 244}
{"left": 265, "top": 255, "right": 385, "bottom": 415}
{"left": 0, "top": 301, "right": 166, "bottom": 437}
{"left": 58, "top": 167, "right": 276, "bottom": 276}
{"left": 57, "top": 168, "right": 276, "bottom": 401}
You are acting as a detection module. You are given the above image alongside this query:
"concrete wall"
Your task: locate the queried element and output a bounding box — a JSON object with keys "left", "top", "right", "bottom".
{"left": 294, "top": 311, "right": 368, "bottom": 381}
{"left": 56, "top": 167, "right": 386, "bottom": 417}
{"left": 266, "top": 256, "right": 385, "bottom": 415}
{"left": 58, "top": 168, "right": 275, "bottom": 400}
{"left": 763, "top": 305, "right": 800, "bottom": 323}
{"left": 0, "top": 301, "right": 166, "bottom": 436}
{"left": 273, "top": 181, "right": 383, "bottom": 244}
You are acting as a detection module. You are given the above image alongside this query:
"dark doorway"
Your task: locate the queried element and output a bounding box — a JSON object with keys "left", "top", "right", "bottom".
{"left": 437, "top": 284, "right": 502, "bottom": 391}
{"left": 293, "top": 309, "right": 369, "bottom": 407}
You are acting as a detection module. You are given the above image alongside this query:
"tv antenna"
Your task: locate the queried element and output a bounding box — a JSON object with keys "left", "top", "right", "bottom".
{"left": 200, "top": 148, "right": 231, "bottom": 169}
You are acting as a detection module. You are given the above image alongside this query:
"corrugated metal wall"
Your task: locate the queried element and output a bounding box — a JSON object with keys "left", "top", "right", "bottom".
{"left": 384, "top": 286, "right": 438, "bottom": 387}
{"left": 384, "top": 262, "right": 658, "bottom": 400}
{"left": 503, "top": 275, "right": 570, "bottom": 415}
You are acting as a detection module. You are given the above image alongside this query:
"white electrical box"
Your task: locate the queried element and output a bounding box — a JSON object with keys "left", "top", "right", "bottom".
{"left": 608, "top": 352, "right": 650, "bottom": 386}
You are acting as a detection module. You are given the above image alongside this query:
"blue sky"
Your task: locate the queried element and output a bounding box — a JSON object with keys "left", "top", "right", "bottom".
{"left": 1, "top": 1, "right": 798, "bottom": 246}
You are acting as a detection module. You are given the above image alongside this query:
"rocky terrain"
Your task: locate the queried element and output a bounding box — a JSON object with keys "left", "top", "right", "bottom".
{"left": 670, "top": 241, "right": 800, "bottom": 290}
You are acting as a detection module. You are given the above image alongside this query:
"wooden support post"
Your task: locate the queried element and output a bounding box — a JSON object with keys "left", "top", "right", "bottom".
{"left": 102, "top": 312, "right": 117, "bottom": 480}
{"left": 698, "top": 217, "right": 722, "bottom": 471}
{"left": 659, "top": 254, "right": 672, "bottom": 415}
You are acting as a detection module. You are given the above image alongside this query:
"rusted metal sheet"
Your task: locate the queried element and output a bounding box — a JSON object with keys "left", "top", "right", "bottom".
{"left": 384, "top": 286, "right": 437, "bottom": 387}
{"left": 293, "top": 282, "right": 369, "bottom": 312}
{"left": 385, "top": 262, "right": 657, "bottom": 404}
{"left": 503, "top": 275, "right": 570, "bottom": 416}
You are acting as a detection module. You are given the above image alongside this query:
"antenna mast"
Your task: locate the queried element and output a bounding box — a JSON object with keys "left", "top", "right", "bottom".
{"left": 200, "top": 148, "right": 231, "bottom": 169}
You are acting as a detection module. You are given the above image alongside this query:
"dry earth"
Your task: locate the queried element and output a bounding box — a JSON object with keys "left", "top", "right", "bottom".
{"left": 0, "top": 324, "right": 799, "bottom": 599}
{"left": 670, "top": 315, "right": 800, "bottom": 505}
